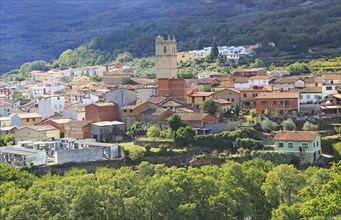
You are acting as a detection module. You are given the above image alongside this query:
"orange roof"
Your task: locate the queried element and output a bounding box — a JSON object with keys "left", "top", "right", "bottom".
{"left": 274, "top": 131, "right": 319, "bottom": 142}
{"left": 241, "top": 85, "right": 276, "bottom": 92}
{"left": 255, "top": 92, "right": 299, "bottom": 99}
{"left": 249, "top": 75, "right": 273, "bottom": 80}
{"left": 180, "top": 113, "right": 215, "bottom": 121}
{"left": 322, "top": 74, "right": 341, "bottom": 80}
{"left": 189, "top": 92, "right": 214, "bottom": 97}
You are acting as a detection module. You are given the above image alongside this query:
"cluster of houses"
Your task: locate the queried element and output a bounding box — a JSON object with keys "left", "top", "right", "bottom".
{"left": 0, "top": 35, "right": 340, "bottom": 167}
{"left": 177, "top": 44, "right": 257, "bottom": 64}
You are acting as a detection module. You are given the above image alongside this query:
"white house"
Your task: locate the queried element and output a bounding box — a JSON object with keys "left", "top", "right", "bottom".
{"left": 138, "top": 86, "right": 157, "bottom": 100}
{"left": 0, "top": 98, "right": 13, "bottom": 117}
{"left": 105, "top": 89, "right": 137, "bottom": 120}
{"left": 62, "top": 102, "right": 86, "bottom": 121}
{"left": 322, "top": 74, "right": 341, "bottom": 98}
{"left": 38, "top": 95, "right": 65, "bottom": 118}
{"left": 221, "top": 53, "right": 240, "bottom": 64}
{"left": 299, "top": 87, "right": 322, "bottom": 104}
{"left": 234, "top": 78, "right": 250, "bottom": 90}
{"left": 248, "top": 75, "right": 275, "bottom": 87}
{"left": 272, "top": 77, "right": 305, "bottom": 91}
{"left": 29, "top": 86, "right": 49, "bottom": 99}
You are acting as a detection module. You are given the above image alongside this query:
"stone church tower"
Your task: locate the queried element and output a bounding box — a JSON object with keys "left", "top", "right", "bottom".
{"left": 155, "top": 35, "right": 177, "bottom": 79}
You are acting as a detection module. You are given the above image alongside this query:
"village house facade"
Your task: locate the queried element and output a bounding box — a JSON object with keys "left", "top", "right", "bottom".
{"left": 274, "top": 131, "right": 322, "bottom": 164}
{"left": 85, "top": 102, "right": 119, "bottom": 122}
{"left": 255, "top": 92, "right": 300, "bottom": 117}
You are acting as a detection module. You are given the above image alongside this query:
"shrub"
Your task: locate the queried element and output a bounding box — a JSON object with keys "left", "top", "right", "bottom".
{"left": 158, "top": 144, "right": 168, "bottom": 156}
{"left": 332, "top": 142, "right": 341, "bottom": 159}
{"left": 321, "top": 137, "right": 340, "bottom": 155}
{"left": 251, "top": 151, "right": 295, "bottom": 165}
{"left": 146, "top": 125, "right": 161, "bottom": 139}
{"left": 232, "top": 138, "right": 264, "bottom": 150}
{"left": 261, "top": 118, "right": 278, "bottom": 132}
{"left": 302, "top": 122, "right": 318, "bottom": 131}
{"left": 160, "top": 128, "right": 172, "bottom": 139}
{"left": 174, "top": 126, "right": 196, "bottom": 147}
{"left": 129, "top": 150, "right": 145, "bottom": 162}
{"left": 144, "top": 144, "right": 152, "bottom": 153}
{"left": 281, "top": 118, "right": 297, "bottom": 131}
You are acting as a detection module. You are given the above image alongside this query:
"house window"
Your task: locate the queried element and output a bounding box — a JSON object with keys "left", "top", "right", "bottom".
{"left": 232, "top": 98, "right": 234, "bottom": 102}
{"left": 164, "top": 46, "right": 167, "bottom": 54}
{"left": 326, "top": 86, "right": 332, "bottom": 90}
{"left": 124, "top": 110, "right": 127, "bottom": 113}
{"left": 261, "top": 100, "right": 267, "bottom": 105}
{"left": 278, "top": 143, "right": 284, "bottom": 148}
{"left": 302, "top": 143, "right": 308, "bottom": 149}
{"left": 285, "top": 100, "right": 289, "bottom": 108}
{"left": 300, "top": 95, "right": 303, "bottom": 99}
{"left": 203, "top": 97, "right": 206, "bottom": 101}
{"left": 316, "top": 141, "right": 319, "bottom": 146}
{"left": 279, "top": 110, "right": 284, "bottom": 115}
{"left": 306, "top": 95, "right": 310, "bottom": 99}
{"left": 192, "top": 97, "right": 195, "bottom": 103}
{"left": 33, "top": 118, "right": 35, "bottom": 122}
{"left": 130, "top": 110, "right": 132, "bottom": 113}
{"left": 273, "top": 100, "right": 277, "bottom": 105}
{"left": 313, "top": 142, "right": 315, "bottom": 148}
{"left": 57, "top": 97, "right": 60, "bottom": 100}
{"left": 26, "top": 118, "right": 29, "bottom": 122}
{"left": 243, "top": 94, "right": 247, "bottom": 98}
{"left": 227, "top": 98, "right": 230, "bottom": 101}
{"left": 280, "top": 100, "right": 284, "bottom": 105}
{"left": 314, "top": 95, "right": 319, "bottom": 99}
{"left": 288, "top": 143, "right": 293, "bottom": 148}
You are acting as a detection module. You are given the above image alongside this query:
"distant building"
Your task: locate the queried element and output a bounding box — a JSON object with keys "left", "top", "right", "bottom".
{"left": 232, "top": 68, "right": 267, "bottom": 78}
{"left": 158, "top": 78, "right": 187, "bottom": 102}
{"left": 85, "top": 102, "right": 119, "bottom": 122}
{"left": 0, "top": 98, "right": 13, "bottom": 117}
{"left": 15, "top": 125, "right": 60, "bottom": 144}
{"left": 155, "top": 35, "right": 177, "bottom": 79}
{"left": 91, "top": 121, "right": 125, "bottom": 142}
{"left": 188, "top": 92, "right": 214, "bottom": 107}
{"left": 38, "top": 95, "right": 65, "bottom": 118}
{"left": 255, "top": 92, "right": 300, "bottom": 117}
{"left": 11, "top": 113, "right": 42, "bottom": 126}
{"left": 0, "top": 146, "right": 46, "bottom": 166}
{"left": 64, "top": 120, "right": 92, "bottom": 139}
{"left": 322, "top": 74, "right": 341, "bottom": 98}
{"left": 274, "top": 131, "right": 322, "bottom": 164}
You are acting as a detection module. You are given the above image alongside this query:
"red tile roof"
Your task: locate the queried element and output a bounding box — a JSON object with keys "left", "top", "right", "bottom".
{"left": 274, "top": 131, "right": 319, "bottom": 142}
{"left": 249, "top": 75, "right": 273, "bottom": 80}
{"left": 255, "top": 92, "right": 299, "bottom": 99}
{"left": 189, "top": 92, "right": 214, "bottom": 97}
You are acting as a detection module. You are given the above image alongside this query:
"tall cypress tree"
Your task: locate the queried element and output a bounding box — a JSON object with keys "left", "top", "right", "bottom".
{"left": 210, "top": 38, "right": 219, "bottom": 61}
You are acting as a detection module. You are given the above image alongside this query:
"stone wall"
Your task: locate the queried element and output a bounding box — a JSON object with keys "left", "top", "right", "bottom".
{"left": 204, "top": 122, "right": 238, "bottom": 133}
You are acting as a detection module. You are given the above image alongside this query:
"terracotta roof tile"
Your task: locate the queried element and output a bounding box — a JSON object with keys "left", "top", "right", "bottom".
{"left": 274, "top": 131, "right": 319, "bottom": 142}
{"left": 189, "top": 92, "right": 214, "bottom": 97}
{"left": 255, "top": 92, "right": 299, "bottom": 99}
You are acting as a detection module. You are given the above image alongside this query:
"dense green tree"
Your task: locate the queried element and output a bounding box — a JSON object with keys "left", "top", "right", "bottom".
{"left": 168, "top": 114, "right": 186, "bottom": 133}
{"left": 261, "top": 117, "right": 278, "bottom": 132}
{"left": 281, "top": 118, "right": 297, "bottom": 131}
{"left": 174, "top": 126, "right": 196, "bottom": 147}
{"left": 146, "top": 125, "right": 161, "bottom": 139}
{"left": 116, "top": 52, "right": 134, "bottom": 63}
{"left": 302, "top": 121, "right": 318, "bottom": 131}
{"left": 288, "top": 62, "right": 310, "bottom": 75}
{"left": 209, "top": 38, "right": 219, "bottom": 61}
{"left": 200, "top": 99, "right": 217, "bottom": 115}
{"left": 0, "top": 133, "right": 15, "bottom": 146}
{"left": 10, "top": 89, "right": 26, "bottom": 102}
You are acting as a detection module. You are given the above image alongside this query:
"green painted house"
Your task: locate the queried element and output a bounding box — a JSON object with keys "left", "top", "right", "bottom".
{"left": 274, "top": 131, "right": 322, "bottom": 164}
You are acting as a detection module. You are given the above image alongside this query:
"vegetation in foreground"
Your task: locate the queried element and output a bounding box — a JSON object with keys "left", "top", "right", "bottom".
{"left": 0, "top": 160, "right": 339, "bottom": 220}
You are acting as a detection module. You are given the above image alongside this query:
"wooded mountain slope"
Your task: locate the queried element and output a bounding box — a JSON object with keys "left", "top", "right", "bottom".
{"left": 1, "top": 0, "right": 340, "bottom": 73}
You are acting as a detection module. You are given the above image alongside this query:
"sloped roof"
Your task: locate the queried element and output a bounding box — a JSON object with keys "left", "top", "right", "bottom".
{"left": 180, "top": 113, "right": 211, "bottom": 121}
{"left": 234, "top": 78, "right": 249, "bottom": 83}
{"left": 189, "top": 92, "right": 214, "bottom": 97}
{"left": 16, "top": 113, "right": 42, "bottom": 119}
{"left": 255, "top": 92, "right": 299, "bottom": 99}
{"left": 304, "top": 77, "right": 322, "bottom": 83}
{"left": 322, "top": 74, "right": 341, "bottom": 80}
{"left": 249, "top": 75, "right": 273, "bottom": 80}
{"left": 299, "top": 87, "right": 322, "bottom": 93}
{"left": 64, "top": 120, "right": 92, "bottom": 127}
{"left": 147, "top": 96, "right": 168, "bottom": 105}
{"left": 141, "top": 108, "right": 173, "bottom": 116}
{"left": 18, "top": 125, "right": 58, "bottom": 131}
{"left": 274, "top": 131, "right": 319, "bottom": 142}
{"left": 273, "top": 77, "right": 302, "bottom": 84}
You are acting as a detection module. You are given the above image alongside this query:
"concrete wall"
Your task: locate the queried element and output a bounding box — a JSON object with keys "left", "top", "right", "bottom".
{"left": 105, "top": 89, "right": 137, "bottom": 120}
{"left": 204, "top": 122, "right": 238, "bottom": 133}
{"left": 26, "top": 151, "right": 47, "bottom": 166}
{"left": 299, "top": 104, "right": 322, "bottom": 115}
{"left": 55, "top": 148, "right": 102, "bottom": 164}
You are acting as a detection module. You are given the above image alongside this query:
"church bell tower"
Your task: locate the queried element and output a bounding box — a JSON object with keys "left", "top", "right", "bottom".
{"left": 155, "top": 35, "right": 177, "bottom": 79}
